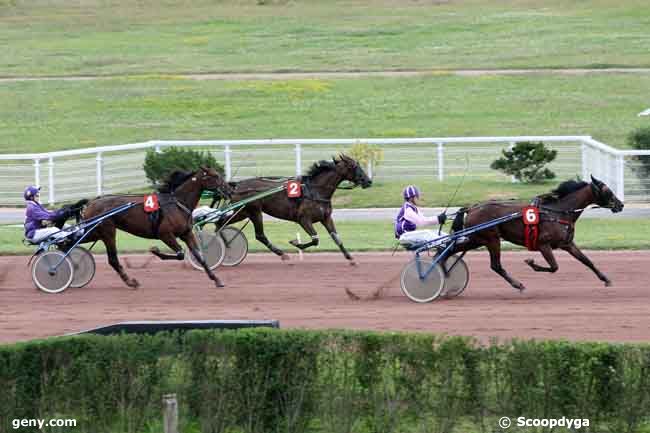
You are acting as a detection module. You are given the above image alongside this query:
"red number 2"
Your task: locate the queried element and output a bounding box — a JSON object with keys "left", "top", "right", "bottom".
{"left": 287, "top": 181, "right": 301, "bottom": 198}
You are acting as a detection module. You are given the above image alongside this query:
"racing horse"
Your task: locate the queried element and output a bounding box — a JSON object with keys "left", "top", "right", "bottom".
{"left": 81, "top": 167, "right": 232, "bottom": 288}
{"left": 451, "top": 176, "right": 624, "bottom": 291}
{"left": 216, "top": 154, "right": 372, "bottom": 264}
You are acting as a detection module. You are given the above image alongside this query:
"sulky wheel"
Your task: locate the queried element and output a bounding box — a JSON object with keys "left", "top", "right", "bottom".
{"left": 32, "top": 251, "right": 74, "bottom": 294}
{"left": 442, "top": 255, "right": 469, "bottom": 299}
{"left": 67, "top": 247, "right": 96, "bottom": 288}
{"left": 188, "top": 230, "right": 226, "bottom": 271}
{"left": 219, "top": 226, "right": 248, "bottom": 267}
{"left": 400, "top": 257, "right": 445, "bottom": 303}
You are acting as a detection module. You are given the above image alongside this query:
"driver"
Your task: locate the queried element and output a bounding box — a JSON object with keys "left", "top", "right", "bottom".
{"left": 23, "top": 186, "right": 72, "bottom": 242}
{"left": 395, "top": 185, "right": 448, "bottom": 246}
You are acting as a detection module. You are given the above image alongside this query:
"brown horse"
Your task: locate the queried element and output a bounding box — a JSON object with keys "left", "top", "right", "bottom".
{"left": 450, "top": 175, "right": 624, "bottom": 291}
{"left": 81, "top": 167, "right": 232, "bottom": 288}
{"left": 218, "top": 154, "right": 372, "bottom": 264}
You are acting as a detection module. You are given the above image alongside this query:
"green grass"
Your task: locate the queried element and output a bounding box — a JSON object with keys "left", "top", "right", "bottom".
{"left": 2, "top": 218, "right": 648, "bottom": 256}
{"left": 332, "top": 178, "right": 558, "bottom": 208}
{"left": 1, "top": 0, "right": 649, "bottom": 76}
{"left": 1, "top": 74, "right": 649, "bottom": 154}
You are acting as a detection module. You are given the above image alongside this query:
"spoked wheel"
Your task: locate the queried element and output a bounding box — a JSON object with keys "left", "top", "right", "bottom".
{"left": 32, "top": 251, "right": 74, "bottom": 294}
{"left": 67, "top": 247, "right": 96, "bottom": 288}
{"left": 187, "top": 230, "right": 226, "bottom": 271}
{"left": 442, "top": 255, "right": 470, "bottom": 299}
{"left": 219, "top": 226, "right": 248, "bottom": 267}
{"left": 400, "top": 257, "right": 445, "bottom": 303}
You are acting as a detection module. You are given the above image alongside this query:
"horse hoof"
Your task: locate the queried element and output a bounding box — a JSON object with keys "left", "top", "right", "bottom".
{"left": 127, "top": 279, "right": 140, "bottom": 289}
{"left": 349, "top": 260, "right": 357, "bottom": 267}
{"left": 215, "top": 281, "right": 225, "bottom": 288}
{"left": 149, "top": 246, "right": 160, "bottom": 255}
{"left": 524, "top": 258, "right": 534, "bottom": 266}
{"left": 281, "top": 254, "right": 291, "bottom": 261}
{"left": 289, "top": 239, "right": 298, "bottom": 247}
{"left": 604, "top": 279, "right": 612, "bottom": 287}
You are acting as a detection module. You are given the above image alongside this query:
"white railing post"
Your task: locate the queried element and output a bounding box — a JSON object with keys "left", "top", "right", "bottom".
{"left": 617, "top": 154, "right": 625, "bottom": 201}
{"left": 224, "top": 144, "right": 232, "bottom": 181}
{"left": 597, "top": 150, "right": 604, "bottom": 179}
{"left": 163, "top": 394, "right": 179, "bottom": 433}
{"left": 155, "top": 143, "right": 162, "bottom": 154}
{"left": 366, "top": 160, "right": 373, "bottom": 179}
{"left": 605, "top": 152, "right": 612, "bottom": 186}
{"left": 96, "top": 153, "right": 103, "bottom": 196}
{"left": 295, "top": 143, "right": 302, "bottom": 176}
{"left": 34, "top": 159, "right": 41, "bottom": 187}
{"left": 437, "top": 142, "right": 444, "bottom": 181}
{"left": 48, "top": 157, "right": 55, "bottom": 204}
{"left": 581, "top": 142, "right": 589, "bottom": 180}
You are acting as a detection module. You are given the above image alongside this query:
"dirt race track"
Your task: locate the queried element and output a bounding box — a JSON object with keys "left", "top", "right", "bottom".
{"left": 1, "top": 251, "right": 649, "bottom": 344}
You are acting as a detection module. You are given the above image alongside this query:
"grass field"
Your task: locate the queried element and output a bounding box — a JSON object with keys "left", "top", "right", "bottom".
{"left": 1, "top": 218, "right": 648, "bottom": 256}
{"left": 1, "top": 0, "right": 649, "bottom": 76}
{"left": 331, "top": 178, "right": 558, "bottom": 208}
{"left": 1, "top": 73, "right": 649, "bottom": 154}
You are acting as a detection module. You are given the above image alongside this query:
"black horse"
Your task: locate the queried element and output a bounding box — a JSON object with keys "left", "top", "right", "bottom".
{"left": 451, "top": 176, "right": 624, "bottom": 291}
{"left": 216, "top": 154, "right": 372, "bottom": 264}
{"left": 81, "top": 167, "right": 232, "bottom": 288}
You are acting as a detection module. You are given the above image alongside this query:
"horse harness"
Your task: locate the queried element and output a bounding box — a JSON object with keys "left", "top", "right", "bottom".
{"left": 144, "top": 193, "right": 194, "bottom": 237}
{"left": 530, "top": 198, "right": 576, "bottom": 248}
{"left": 465, "top": 198, "right": 576, "bottom": 250}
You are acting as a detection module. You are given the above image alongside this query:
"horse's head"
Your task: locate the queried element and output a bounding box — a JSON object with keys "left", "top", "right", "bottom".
{"left": 196, "top": 166, "right": 233, "bottom": 199}
{"left": 590, "top": 175, "right": 624, "bottom": 213}
{"left": 335, "top": 154, "right": 372, "bottom": 188}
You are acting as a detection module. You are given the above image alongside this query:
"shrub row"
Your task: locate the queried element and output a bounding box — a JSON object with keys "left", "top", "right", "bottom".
{"left": 1, "top": 330, "right": 649, "bottom": 433}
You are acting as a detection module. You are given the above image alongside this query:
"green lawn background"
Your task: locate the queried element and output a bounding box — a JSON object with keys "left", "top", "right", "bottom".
{"left": 2, "top": 0, "right": 649, "bottom": 76}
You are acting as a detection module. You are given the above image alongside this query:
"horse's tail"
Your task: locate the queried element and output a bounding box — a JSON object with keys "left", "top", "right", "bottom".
{"left": 452, "top": 207, "right": 467, "bottom": 233}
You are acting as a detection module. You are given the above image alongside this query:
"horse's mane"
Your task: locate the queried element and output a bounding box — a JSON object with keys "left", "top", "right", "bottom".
{"left": 158, "top": 170, "right": 194, "bottom": 193}
{"left": 539, "top": 179, "right": 588, "bottom": 203}
{"left": 305, "top": 160, "right": 336, "bottom": 178}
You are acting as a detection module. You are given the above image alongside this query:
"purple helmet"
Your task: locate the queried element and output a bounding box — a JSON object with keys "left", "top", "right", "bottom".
{"left": 24, "top": 185, "right": 40, "bottom": 201}
{"left": 403, "top": 185, "right": 420, "bottom": 200}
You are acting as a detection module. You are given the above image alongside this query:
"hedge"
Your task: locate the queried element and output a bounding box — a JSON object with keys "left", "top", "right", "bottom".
{"left": 1, "top": 330, "right": 649, "bottom": 433}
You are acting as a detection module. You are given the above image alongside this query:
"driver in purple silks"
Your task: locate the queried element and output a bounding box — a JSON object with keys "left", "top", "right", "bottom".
{"left": 394, "top": 185, "right": 448, "bottom": 246}
{"left": 23, "top": 186, "right": 70, "bottom": 242}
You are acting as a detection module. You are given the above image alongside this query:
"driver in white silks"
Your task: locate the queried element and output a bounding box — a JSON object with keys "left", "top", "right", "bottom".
{"left": 394, "top": 185, "right": 448, "bottom": 248}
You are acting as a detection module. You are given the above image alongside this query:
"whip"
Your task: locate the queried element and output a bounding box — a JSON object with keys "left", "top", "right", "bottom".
{"left": 438, "top": 153, "right": 469, "bottom": 235}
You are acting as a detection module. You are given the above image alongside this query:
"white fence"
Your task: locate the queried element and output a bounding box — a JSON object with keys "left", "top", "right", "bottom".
{"left": 0, "top": 136, "right": 645, "bottom": 205}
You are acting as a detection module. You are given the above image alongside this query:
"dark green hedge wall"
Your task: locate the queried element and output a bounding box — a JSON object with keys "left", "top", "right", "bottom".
{"left": 1, "top": 329, "right": 649, "bottom": 433}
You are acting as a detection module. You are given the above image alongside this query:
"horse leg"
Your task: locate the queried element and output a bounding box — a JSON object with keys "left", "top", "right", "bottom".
{"left": 524, "top": 244, "right": 559, "bottom": 273}
{"left": 289, "top": 219, "right": 319, "bottom": 250}
{"left": 486, "top": 238, "right": 525, "bottom": 291}
{"left": 321, "top": 216, "right": 355, "bottom": 265}
{"left": 150, "top": 233, "right": 185, "bottom": 260}
{"left": 180, "top": 231, "right": 225, "bottom": 288}
{"left": 102, "top": 228, "right": 140, "bottom": 289}
{"left": 249, "top": 209, "right": 289, "bottom": 260}
{"left": 561, "top": 242, "right": 612, "bottom": 286}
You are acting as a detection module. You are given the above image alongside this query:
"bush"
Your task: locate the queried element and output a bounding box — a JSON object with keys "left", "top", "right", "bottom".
{"left": 143, "top": 147, "right": 223, "bottom": 187}
{"left": 627, "top": 126, "right": 650, "bottom": 178}
{"left": 344, "top": 143, "right": 384, "bottom": 177}
{"left": 490, "top": 141, "right": 557, "bottom": 183}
